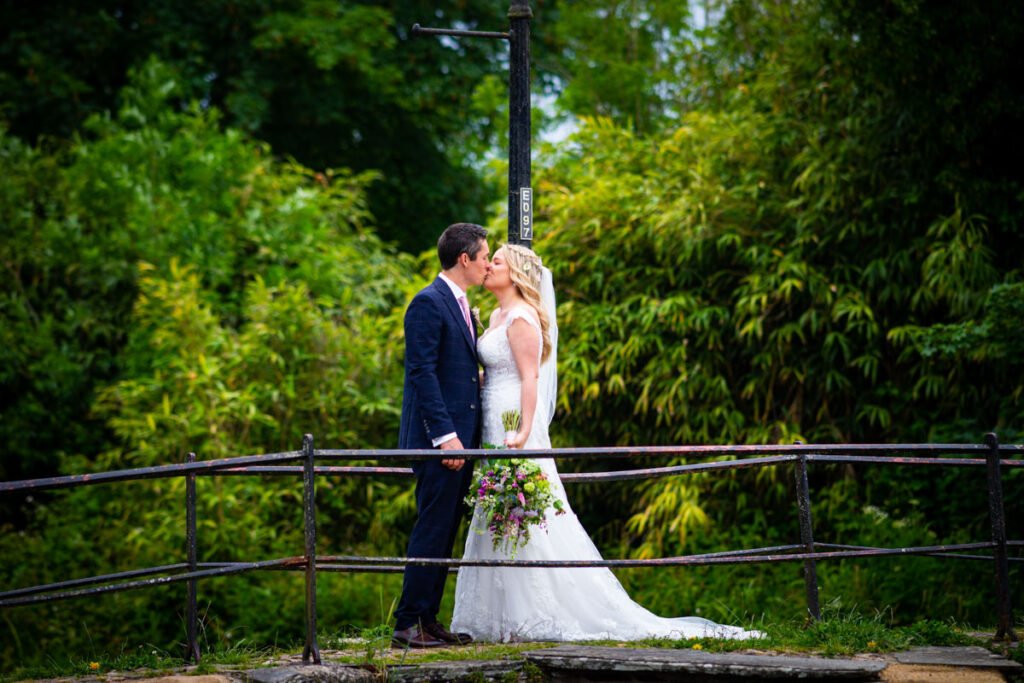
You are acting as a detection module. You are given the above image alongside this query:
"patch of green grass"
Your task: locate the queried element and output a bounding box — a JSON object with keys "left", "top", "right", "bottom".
{"left": 0, "top": 640, "right": 282, "bottom": 683}
{"left": 601, "top": 606, "right": 984, "bottom": 658}
{"left": 521, "top": 660, "right": 545, "bottom": 683}
{"left": 717, "top": 617, "right": 975, "bottom": 657}
{"left": 994, "top": 638, "right": 1024, "bottom": 666}
{"left": 323, "top": 638, "right": 557, "bottom": 671}
{"left": 318, "top": 593, "right": 400, "bottom": 669}
{"left": 1, "top": 643, "right": 179, "bottom": 683}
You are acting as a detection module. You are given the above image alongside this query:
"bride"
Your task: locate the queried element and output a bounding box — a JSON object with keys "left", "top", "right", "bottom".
{"left": 451, "top": 244, "right": 761, "bottom": 642}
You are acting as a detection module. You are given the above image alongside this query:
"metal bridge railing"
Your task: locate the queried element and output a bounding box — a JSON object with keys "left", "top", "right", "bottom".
{"left": 2, "top": 434, "right": 1021, "bottom": 663}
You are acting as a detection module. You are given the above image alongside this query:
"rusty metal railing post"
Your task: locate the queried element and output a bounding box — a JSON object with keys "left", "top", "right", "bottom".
{"left": 794, "top": 447, "right": 821, "bottom": 621}
{"left": 302, "top": 434, "right": 321, "bottom": 664}
{"left": 185, "top": 452, "right": 200, "bottom": 663}
{"left": 984, "top": 433, "right": 1018, "bottom": 642}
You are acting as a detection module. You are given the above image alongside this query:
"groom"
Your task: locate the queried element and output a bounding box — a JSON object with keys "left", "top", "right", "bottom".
{"left": 392, "top": 222, "right": 490, "bottom": 648}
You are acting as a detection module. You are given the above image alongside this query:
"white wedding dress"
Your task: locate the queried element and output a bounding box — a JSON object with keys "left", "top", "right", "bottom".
{"left": 451, "top": 305, "right": 761, "bottom": 642}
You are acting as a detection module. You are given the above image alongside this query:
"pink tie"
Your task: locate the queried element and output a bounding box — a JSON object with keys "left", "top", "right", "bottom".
{"left": 458, "top": 295, "right": 473, "bottom": 336}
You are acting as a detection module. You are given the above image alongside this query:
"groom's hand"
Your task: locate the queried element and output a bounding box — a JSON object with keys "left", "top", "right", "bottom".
{"left": 440, "top": 438, "right": 466, "bottom": 471}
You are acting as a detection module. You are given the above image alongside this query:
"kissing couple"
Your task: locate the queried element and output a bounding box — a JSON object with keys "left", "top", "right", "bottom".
{"left": 392, "top": 222, "right": 762, "bottom": 647}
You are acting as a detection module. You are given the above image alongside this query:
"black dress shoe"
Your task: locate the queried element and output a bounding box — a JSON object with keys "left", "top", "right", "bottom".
{"left": 424, "top": 621, "right": 474, "bottom": 645}
{"left": 391, "top": 624, "right": 447, "bottom": 649}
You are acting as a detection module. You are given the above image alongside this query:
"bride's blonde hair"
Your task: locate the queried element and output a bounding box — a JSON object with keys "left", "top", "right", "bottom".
{"left": 499, "top": 243, "right": 552, "bottom": 363}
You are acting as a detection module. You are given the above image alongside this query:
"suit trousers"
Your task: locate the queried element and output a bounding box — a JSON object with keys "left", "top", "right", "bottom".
{"left": 394, "top": 459, "right": 475, "bottom": 630}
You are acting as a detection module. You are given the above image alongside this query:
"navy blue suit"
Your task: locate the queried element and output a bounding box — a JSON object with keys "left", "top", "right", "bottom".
{"left": 394, "top": 277, "right": 481, "bottom": 630}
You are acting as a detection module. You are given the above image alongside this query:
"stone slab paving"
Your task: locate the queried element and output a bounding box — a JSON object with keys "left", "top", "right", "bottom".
{"left": 244, "top": 664, "right": 373, "bottom": 683}
{"left": 523, "top": 645, "right": 888, "bottom": 681}
{"left": 892, "top": 646, "right": 1022, "bottom": 671}
{"left": 124, "top": 678, "right": 236, "bottom": 683}
{"left": 385, "top": 659, "right": 524, "bottom": 682}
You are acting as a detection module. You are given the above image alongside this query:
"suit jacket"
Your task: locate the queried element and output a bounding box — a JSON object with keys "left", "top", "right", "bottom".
{"left": 398, "top": 277, "right": 482, "bottom": 450}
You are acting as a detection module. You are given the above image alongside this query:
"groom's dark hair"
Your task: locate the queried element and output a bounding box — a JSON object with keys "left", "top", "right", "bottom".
{"left": 438, "top": 223, "right": 489, "bottom": 270}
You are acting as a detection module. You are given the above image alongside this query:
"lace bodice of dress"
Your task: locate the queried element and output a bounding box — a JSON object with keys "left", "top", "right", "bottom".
{"left": 477, "top": 307, "right": 547, "bottom": 449}
{"left": 478, "top": 307, "right": 541, "bottom": 376}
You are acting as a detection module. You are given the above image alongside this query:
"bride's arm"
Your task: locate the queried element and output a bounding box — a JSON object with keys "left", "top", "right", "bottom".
{"left": 506, "top": 318, "right": 541, "bottom": 449}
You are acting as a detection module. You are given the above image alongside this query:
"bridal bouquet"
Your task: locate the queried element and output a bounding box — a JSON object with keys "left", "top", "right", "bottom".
{"left": 466, "top": 458, "right": 565, "bottom": 557}
{"left": 466, "top": 410, "right": 565, "bottom": 556}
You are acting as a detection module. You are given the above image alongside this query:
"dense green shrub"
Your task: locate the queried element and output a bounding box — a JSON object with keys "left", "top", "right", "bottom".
{"left": 530, "top": 0, "right": 1022, "bottom": 624}
{"left": 0, "top": 60, "right": 420, "bottom": 666}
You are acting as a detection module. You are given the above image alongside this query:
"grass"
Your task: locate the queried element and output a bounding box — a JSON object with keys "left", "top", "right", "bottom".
{"left": 3, "top": 609, "right": 1018, "bottom": 682}
{"left": 0, "top": 641, "right": 279, "bottom": 683}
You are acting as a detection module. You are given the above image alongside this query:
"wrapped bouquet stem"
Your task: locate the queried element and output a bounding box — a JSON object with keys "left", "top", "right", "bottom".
{"left": 501, "top": 409, "right": 521, "bottom": 444}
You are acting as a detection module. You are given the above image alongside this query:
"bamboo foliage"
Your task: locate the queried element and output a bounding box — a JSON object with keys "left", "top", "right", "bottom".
{"left": 534, "top": 0, "right": 1023, "bottom": 564}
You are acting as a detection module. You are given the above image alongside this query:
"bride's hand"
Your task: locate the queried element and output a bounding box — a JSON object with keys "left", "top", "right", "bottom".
{"left": 505, "top": 431, "right": 527, "bottom": 449}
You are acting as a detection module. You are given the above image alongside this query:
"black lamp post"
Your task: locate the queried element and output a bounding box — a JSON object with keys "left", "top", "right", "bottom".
{"left": 412, "top": 1, "right": 534, "bottom": 248}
